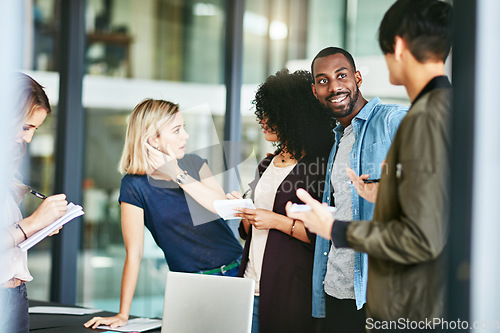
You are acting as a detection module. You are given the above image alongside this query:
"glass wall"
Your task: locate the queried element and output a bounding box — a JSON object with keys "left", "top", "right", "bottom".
{"left": 23, "top": 0, "right": 60, "bottom": 301}
{"left": 81, "top": 0, "right": 229, "bottom": 317}
{"left": 24, "top": 0, "right": 409, "bottom": 318}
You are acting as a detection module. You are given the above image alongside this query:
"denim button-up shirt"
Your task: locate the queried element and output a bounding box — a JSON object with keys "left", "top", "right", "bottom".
{"left": 312, "top": 97, "right": 408, "bottom": 317}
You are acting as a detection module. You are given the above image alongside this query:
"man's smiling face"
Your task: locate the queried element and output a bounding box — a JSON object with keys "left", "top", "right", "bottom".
{"left": 311, "top": 53, "right": 362, "bottom": 119}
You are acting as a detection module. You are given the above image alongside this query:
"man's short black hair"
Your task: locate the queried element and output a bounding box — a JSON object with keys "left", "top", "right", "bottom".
{"left": 378, "top": 0, "right": 453, "bottom": 63}
{"left": 310, "top": 47, "right": 357, "bottom": 77}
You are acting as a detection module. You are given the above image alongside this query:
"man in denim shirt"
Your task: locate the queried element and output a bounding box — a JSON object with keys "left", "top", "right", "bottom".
{"left": 309, "top": 47, "right": 407, "bottom": 332}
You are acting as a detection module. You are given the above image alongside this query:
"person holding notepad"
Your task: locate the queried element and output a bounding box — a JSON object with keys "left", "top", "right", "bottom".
{"left": 85, "top": 98, "right": 242, "bottom": 330}
{"left": 0, "top": 74, "right": 68, "bottom": 333}
{"left": 228, "top": 69, "right": 333, "bottom": 333}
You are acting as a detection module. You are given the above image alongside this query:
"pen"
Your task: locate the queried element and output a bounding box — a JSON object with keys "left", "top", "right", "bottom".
{"left": 29, "top": 187, "right": 47, "bottom": 199}
{"left": 363, "top": 179, "right": 380, "bottom": 184}
{"left": 242, "top": 189, "right": 251, "bottom": 199}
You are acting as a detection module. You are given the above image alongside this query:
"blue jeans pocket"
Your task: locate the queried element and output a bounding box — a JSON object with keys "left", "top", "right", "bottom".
{"left": 0, "top": 284, "right": 30, "bottom": 333}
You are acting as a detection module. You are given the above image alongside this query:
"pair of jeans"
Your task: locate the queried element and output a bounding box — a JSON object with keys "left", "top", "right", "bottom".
{"left": 202, "top": 256, "right": 241, "bottom": 277}
{"left": 251, "top": 295, "right": 259, "bottom": 333}
{"left": 209, "top": 264, "right": 240, "bottom": 277}
{"left": 0, "top": 283, "right": 29, "bottom": 333}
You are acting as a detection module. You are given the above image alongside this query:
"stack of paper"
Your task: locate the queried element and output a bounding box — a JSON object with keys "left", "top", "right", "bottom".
{"left": 213, "top": 199, "right": 256, "bottom": 220}
{"left": 97, "top": 318, "right": 162, "bottom": 332}
{"left": 289, "top": 203, "right": 337, "bottom": 214}
{"left": 29, "top": 306, "right": 102, "bottom": 315}
{"left": 18, "top": 202, "right": 84, "bottom": 251}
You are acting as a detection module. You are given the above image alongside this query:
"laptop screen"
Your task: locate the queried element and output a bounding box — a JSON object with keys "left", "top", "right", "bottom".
{"left": 161, "top": 272, "right": 255, "bottom": 333}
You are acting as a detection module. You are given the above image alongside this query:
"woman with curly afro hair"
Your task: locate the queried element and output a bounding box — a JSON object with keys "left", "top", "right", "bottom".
{"left": 230, "top": 68, "right": 334, "bottom": 333}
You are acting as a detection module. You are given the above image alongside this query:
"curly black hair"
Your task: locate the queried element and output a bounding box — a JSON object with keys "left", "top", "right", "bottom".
{"left": 253, "top": 68, "right": 335, "bottom": 160}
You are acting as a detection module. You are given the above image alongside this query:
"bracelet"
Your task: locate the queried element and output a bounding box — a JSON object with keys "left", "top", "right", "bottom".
{"left": 15, "top": 223, "right": 27, "bottom": 240}
{"left": 175, "top": 170, "right": 188, "bottom": 185}
{"left": 290, "top": 219, "right": 296, "bottom": 237}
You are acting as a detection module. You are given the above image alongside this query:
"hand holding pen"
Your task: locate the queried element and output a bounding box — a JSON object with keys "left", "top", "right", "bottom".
{"left": 346, "top": 168, "right": 379, "bottom": 203}
{"left": 144, "top": 143, "right": 180, "bottom": 180}
{"left": 27, "top": 187, "right": 68, "bottom": 234}
{"left": 226, "top": 188, "right": 251, "bottom": 200}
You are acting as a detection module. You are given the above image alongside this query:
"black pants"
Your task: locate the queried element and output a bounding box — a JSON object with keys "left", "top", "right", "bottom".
{"left": 324, "top": 295, "right": 366, "bottom": 333}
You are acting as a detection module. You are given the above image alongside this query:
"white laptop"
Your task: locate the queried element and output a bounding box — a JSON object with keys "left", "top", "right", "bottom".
{"left": 161, "top": 271, "right": 255, "bottom": 333}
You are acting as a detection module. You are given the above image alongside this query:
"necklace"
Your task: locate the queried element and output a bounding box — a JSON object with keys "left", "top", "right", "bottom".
{"left": 279, "top": 151, "right": 304, "bottom": 164}
{"left": 275, "top": 152, "right": 299, "bottom": 168}
{"left": 279, "top": 152, "right": 292, "bottom": 164}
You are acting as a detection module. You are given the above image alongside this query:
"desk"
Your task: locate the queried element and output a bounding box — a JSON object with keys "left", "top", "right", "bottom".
{"left": 29, "top": 300, "right": 161, "bottom": 332}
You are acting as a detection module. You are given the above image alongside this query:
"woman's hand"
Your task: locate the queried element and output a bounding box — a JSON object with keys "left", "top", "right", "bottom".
{"left": 233, "top": 208, "right": 279, "bottom": 230}
{"left": 346, "top": 168, "right": 379, "bottom": 203}
{"left": 145, "top": 143, "right": 180, "bottom": 180}
{"left": 226, "top": 189, "right": 251, "bottom": 200}
{"left": 226, "top": 191, "right": 242, "bottom": 200}
{"left": 84, "top": 313, "right": 128, "bottom": 330}
{"left": 29, "top": 194, "right": 67, "bottom": 232}
{"left": 286, "top": 189, "right": 334, "bottom": 240}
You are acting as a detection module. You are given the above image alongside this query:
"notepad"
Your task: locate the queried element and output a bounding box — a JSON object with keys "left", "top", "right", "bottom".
{"left": 213, "top": 199, "right": 256, "bottom": 220}
{"left": 289, "top": 203, "right": 337, "bottom": 214}
{"left": 18, "top": 202, "right": 84, "bottom": 251}
{"left": 29, "top": 306, "right": 102, "bottom": 315}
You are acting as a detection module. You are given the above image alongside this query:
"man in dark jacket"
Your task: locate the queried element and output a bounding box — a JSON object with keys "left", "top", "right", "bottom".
{"left": 287, "top": 0, "right": 453, "bottom": 330}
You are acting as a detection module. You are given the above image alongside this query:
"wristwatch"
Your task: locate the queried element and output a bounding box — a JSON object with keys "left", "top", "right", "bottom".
{"left": 175, "top": 170, "right": 188, "bottom": 185}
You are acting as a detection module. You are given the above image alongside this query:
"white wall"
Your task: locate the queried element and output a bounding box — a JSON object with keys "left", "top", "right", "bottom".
{"left": 471, "top": 0, "right": 500, "bottom": 329}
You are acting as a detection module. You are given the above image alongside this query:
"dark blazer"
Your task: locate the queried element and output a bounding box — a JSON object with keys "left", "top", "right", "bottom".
{"left": 238, "top": 153, "right": 328, "bottom": 333}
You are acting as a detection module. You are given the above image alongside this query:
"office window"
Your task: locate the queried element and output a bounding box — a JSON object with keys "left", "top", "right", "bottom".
{"left": 353, "top": 0, "right": 395, "bottom": 57}
{"left": 80, "top": 0, "right": 228, "bottom": 317}
{"left": 25, "top": 0, "right": 60, "bottom": 302}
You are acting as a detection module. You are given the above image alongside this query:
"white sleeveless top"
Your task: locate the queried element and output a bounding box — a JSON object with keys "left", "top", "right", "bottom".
{"left": 244, "top": 156, "right": 296, "bottom": 295}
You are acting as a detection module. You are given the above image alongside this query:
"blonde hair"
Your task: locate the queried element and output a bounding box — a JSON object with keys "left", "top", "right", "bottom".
{"left": 119, "top": 99, "right": 179, "bottom": 175}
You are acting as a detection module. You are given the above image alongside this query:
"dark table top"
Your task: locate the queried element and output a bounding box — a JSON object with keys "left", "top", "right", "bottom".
{"left": 29, "top": 300, "right": 161, "bottom": 333}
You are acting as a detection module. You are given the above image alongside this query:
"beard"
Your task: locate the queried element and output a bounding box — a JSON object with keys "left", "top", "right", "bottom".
{"left": 322, "top": 86, "right": 360, "bottom": 119}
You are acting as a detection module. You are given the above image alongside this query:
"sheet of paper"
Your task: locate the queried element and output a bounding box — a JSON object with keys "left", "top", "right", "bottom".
{"left": 29, "top": 306, "right": 102, "bottom": 315}
{"left": 213, "top": 199, "right": 256, "bottom": 220}
{"left": 97, "top": 318, "right": 162, "bottom": 332}
{"left": 289, "top": 203, "right": 337, "bottom": 214}
{"left": 18, "top": 202, "right": 84, "bottom": 251}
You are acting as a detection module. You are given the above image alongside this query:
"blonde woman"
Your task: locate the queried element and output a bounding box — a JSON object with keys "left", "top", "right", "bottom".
{"left": 85, "top": 99, "right": 242, "bottom": 330}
